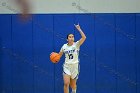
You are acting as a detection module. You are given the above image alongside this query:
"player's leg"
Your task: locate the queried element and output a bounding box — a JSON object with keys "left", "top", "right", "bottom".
{"left": 63, "top": 73, "right": 70, "bottom": 93}
{"left": 63, "top": 63, "right": 71, "bottom": 93}
{"left": 70, "top": 78, "right": 77, "bottom": 93}
{"left": 70, "top": 63, "right": 79, "bottom": 93}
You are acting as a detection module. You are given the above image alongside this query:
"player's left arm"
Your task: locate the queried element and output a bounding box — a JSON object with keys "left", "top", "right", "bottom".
{"left": 74, "top": 23, "right": 86, "bottom": 46}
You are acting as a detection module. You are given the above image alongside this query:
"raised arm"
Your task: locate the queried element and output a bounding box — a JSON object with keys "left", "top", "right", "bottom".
{"left": 74, "top": 23, "right": 86, "bottom": 46}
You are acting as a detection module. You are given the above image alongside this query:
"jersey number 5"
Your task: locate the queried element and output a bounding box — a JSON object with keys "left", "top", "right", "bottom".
{"left": 68, "top": 54, "right": 73, "bottom": 59}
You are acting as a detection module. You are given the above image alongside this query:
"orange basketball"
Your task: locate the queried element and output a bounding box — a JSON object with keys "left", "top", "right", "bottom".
{"left": 50, "top": 52, "right": 60, "bottom": 63}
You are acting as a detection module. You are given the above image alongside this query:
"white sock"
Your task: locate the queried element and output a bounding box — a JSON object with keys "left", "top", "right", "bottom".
{"left": 72, "top": 89, "right": 76, "bottom": 93}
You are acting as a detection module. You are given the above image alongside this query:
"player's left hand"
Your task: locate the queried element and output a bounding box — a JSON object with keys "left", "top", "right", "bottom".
{"left": 74, "top": 23, "right": 81, "bottom": 31}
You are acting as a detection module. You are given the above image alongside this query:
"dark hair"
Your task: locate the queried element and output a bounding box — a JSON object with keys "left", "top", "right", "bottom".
{"left": 67, "top": 34, "right": 74, "bottom": 39}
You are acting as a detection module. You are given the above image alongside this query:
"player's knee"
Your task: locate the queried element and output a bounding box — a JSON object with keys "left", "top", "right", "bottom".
{"left": 64, "top": 81, "right": 70, "bottom": 87}
{"left": 70, "top": 83, "right": 77, "bottom": 89}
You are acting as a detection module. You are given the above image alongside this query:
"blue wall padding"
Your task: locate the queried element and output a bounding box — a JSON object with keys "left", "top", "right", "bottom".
{"left": 0, "top": 13, "right": 140, "bottom": 93}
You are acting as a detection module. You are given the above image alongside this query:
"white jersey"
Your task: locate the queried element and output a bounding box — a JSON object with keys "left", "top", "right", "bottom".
{"left": 60, "top": 41, "right": 80, "bottom": 64}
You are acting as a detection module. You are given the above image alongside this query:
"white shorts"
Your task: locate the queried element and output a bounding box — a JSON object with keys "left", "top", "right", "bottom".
{"left": 63, "top": 63, "right": 80, "bottom": 79}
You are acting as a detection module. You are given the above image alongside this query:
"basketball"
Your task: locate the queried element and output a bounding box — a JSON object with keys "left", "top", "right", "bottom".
{"left": 50, "top": 52, "right": 60, "bottom": 63}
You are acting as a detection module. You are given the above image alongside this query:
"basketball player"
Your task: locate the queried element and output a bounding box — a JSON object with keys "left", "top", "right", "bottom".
{"left": 59, "top": 23, "right": 86, "bottom": 93}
